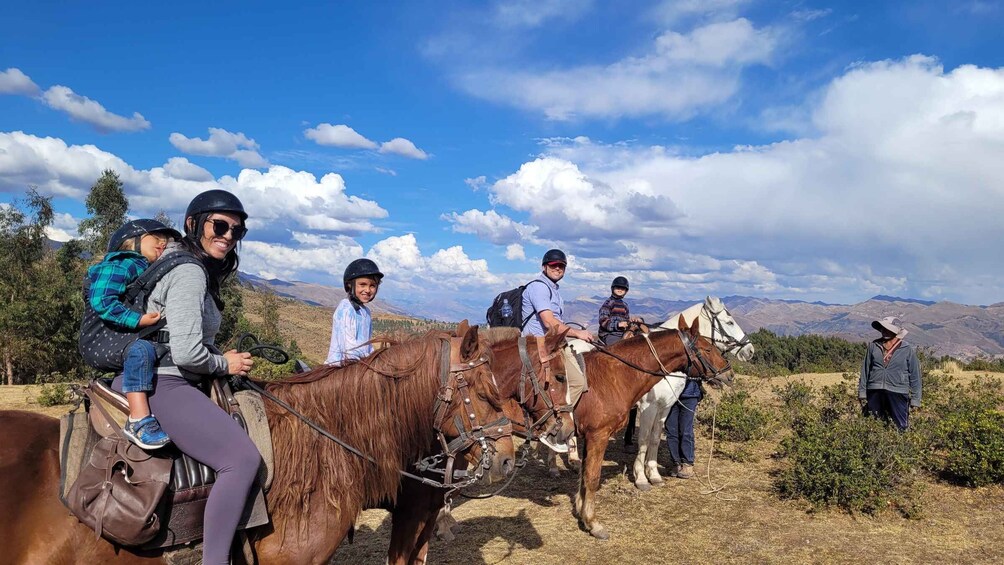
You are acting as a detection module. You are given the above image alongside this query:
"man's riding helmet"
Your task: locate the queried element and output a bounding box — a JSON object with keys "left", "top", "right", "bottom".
{"left": 611, "top": 276, "right": 629, "bottom": 291}
{"left": 185, "top": 189, "right": 248, "bottom": 222}
{"left": 343, "top": 258, "right": 384, "bottom": 293}
{"left": 541, "top": 248, "right": 567, "bottom": 266}
{"left": 108, "top": 219, "right": 182, "bottom": 253}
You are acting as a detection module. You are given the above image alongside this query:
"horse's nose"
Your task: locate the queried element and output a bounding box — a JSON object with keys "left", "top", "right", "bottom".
{"left": 502, "top": 456, "right": 514, "bottom": 476}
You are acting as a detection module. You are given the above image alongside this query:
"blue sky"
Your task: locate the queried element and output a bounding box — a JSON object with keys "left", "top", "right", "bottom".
{"left": 3, "top": 0, "right": 1004, "bottom": 314}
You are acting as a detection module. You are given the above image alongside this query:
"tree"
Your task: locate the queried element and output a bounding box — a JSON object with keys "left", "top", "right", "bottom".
{"left": 153, "top": 209, "right": 177, "bottom": 230}
{"left": 0, "top": 189, "right": 55, "bottom": 384}
{"left": 78, "top": 169, "right": 128, "bottom": 255}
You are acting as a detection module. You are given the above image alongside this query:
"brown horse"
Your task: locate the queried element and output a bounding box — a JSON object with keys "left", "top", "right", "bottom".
{"left": 0, "top": 325, "right": 514, "bottom": 564}
{"left": 571, "top": 317, "right": 734, "bottom": 540}
{"left": 382, "top": 326, "right": 575, "bottom": 565}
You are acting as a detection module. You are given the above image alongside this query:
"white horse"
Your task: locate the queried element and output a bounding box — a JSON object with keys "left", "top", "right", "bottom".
{"left": 631, "top": 296, "right": 754, "bottom": 490}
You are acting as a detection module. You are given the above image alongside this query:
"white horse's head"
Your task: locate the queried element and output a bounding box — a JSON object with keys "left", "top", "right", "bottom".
{"left": 659, "top": 296, "right": 755, "bottom": 362}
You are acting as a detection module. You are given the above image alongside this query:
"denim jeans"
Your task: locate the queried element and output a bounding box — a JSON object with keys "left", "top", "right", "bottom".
{"left": 864, "top": 389, "right": 910, "bottom": 431}
{"left": 665, "top": 394, "right": 701, "bottom": 465}
{"left": 122, "top": 339, "right": 157, "bottom": 393}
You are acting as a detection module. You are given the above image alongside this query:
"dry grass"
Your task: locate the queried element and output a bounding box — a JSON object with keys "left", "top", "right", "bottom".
{"left": 0, "top": 384, "right": 75, "bottom": 418}
{"left": 7, "top": 370, "right": 1003, "bottom": 563}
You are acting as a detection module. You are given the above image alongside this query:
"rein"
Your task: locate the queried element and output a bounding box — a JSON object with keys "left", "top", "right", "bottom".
{"left": 240, "top": 336, "right": 508, "bottom": 491}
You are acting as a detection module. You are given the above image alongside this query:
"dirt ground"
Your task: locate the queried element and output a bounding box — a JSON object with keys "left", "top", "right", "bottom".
{"left": 4, "top": 371, "right": 1003, "bottom": 564}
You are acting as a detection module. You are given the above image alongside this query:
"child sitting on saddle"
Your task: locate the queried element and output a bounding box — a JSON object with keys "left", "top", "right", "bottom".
{"left": 598, "top": 276, "right": 642, "bottom": 346}
{"left": 326, "top": 258, "right": 384, "bottom": 366}
{"left": 86, "top": 219, "right": 181, "bottom": 449}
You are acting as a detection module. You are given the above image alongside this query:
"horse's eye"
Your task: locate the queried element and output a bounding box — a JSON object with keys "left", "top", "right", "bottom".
{"left": 555, "top": 373, "right": 566, "bottom": 383}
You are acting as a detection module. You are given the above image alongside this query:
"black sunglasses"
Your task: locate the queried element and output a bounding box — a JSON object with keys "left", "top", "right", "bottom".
{"left": 206, "top": 218, "right": 248, "bottom": 241}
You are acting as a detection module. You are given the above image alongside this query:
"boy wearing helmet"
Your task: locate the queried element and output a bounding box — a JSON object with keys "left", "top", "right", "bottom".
{"left": 598, "top": 276, "right": 642, "bottom": 346}
{"left": 86, "top": 219, "right": 181, "bottom": 449}
{"left": 326, "top": 258, "right": 383, "bottom": 366}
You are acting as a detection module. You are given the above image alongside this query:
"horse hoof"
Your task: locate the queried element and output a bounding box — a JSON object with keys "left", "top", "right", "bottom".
{"left": 649, "top": 476, "right": 664, "bottom": 486}
{"left": 634, "top": 481, "right": 652, "bottom": 492}
{"left": 589, "top": 526, "right": 610, "bottom": 540}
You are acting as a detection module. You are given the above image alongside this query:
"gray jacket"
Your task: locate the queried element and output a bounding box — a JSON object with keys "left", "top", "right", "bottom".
{"left": 146, "top": 243, "right": 229, "bottom": 381}
{"left": 858, "top": 340, "right": 922, "bottom": 407}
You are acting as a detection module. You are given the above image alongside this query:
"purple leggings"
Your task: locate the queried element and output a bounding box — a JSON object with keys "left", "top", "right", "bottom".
{"left": 112, "top": 374, "right": 261, "bottom": 565}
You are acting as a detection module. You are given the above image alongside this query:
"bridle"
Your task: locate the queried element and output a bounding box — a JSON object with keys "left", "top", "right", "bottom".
{"left": 422, "top": 337, "right": 513, "bottom": 490}
{"left": 702, "top": 303, "right": 752, "bottom": 357}
{"left": 594, "top": 327, "right": 730, "bottom": 382}
{"left": 515, "top": 335, "right": 573, "bottom": 443}
{"left": 242, "top": 336, "right": 510, "bottom": 492}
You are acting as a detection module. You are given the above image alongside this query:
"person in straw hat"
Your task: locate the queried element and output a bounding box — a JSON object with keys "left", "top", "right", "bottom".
{"left": 858, "top": 316, "right": 922, "bottom": 430}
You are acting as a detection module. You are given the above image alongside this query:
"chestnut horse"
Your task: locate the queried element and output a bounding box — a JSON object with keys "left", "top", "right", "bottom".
{"left": 570, "top": 317, "right": 734, "bottom": 539}
{"left": 0, "top": 326, "right": 514, "bottom": 564}
{"left": 382, "top": 326, "right": 575, "bottom": 565}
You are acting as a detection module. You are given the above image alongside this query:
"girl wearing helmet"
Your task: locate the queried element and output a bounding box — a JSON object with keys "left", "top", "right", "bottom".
{"left": 109, "top": 189, "right": 259, "bottom": 565}
{"left": 325, "top": 258, "right": 384, "bottom": 366}
{"left": 598, "top": 276, "right": 641, "bottom": 346}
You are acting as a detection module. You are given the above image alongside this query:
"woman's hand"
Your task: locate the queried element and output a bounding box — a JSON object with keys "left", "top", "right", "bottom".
{"left": 224, "top": 349, "right": 254, "bottom": 376}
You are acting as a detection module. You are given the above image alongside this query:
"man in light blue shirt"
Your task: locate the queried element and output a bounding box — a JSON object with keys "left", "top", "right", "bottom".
{"left": 521, "top": 248, "right": 595, "bottom": 462}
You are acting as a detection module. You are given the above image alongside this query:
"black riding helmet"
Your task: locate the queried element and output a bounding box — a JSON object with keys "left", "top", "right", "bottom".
{"left": 343, "top": 258, "right": 384, "bottom": 304}
{"left": 185, "top": 189, "right": 248, "bottom": 222}
{"left": 542, "top": 248, "right": 567, "bottom": 265}
{"left": 107, "top": 219, "right": 182, "bottom": 253}
{"left": 611, "top": 276, "right": 629, "bottom": 291}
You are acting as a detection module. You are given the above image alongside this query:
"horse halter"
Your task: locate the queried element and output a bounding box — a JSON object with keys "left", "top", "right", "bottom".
{"left": 676, "top": 328, "right": 732, "bottom": 381}
{"left": 703, "top": 303, "right": 752, "bottom": 356}
{"left": 516, "top": 335, "right": 573, "bottom": 442}
{"left": 427, "top": 338, "right": 512, "bottom": 490}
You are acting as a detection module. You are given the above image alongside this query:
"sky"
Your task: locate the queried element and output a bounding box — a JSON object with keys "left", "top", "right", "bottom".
{"left": 3, "top": 0, "right": 1004, "bottom": 315}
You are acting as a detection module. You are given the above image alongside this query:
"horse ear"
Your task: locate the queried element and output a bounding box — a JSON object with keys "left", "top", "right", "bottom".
{"left": 551, "top": 326, "right": 570, "bottom": 349}
{"left": 677, "top": 316, "right": 688, "bottom": 332}
{"left": 456, "top": 319, "right": 471, "bottom": 338}
{"left": 689, "top": 315, "right": 701, "bottom": 337}
{"left": 460, "top": 325, "right": 479, "bottom": 360}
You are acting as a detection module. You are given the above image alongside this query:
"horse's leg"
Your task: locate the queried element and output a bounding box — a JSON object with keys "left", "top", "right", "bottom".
{"left": 578, "top": 430, "right": 612, "bottom": 540}
{"left": 388, "top": 482, "right": 441, "bottom": 565}
{"left": 537, "top": 441, "right": 561, "bottom": 478}
{"left": 644, "top": 401, "right": 672, "bottom": 486}
{"left": 632, "top": 395, "right": 655, "bottom": 490}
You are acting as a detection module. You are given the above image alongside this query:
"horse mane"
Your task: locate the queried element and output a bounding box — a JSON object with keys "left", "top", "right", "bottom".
{"left": 482, "top": 326, "right": 521, "bottom": 346}
{"left": 262, "top": 334, "right": 446, "bottom": 536}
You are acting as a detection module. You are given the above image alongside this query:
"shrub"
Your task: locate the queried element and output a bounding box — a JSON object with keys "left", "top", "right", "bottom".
{"left": 775, "top": 414, "right": 923, "bottom": 516}
{"left": 703, "top": 389, "right": 772, "bottom": 443}
{"left": 963, "top": 358, "right": 1004, "bottom": 372}
{"left": 936, "top": 409, "right": 1004, "bottom": 487}
{"left": 36, "top": 383, "right": 71, "bottom": 406}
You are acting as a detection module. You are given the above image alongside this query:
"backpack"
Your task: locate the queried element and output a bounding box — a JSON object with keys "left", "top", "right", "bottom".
{"left": 485, "top": 279, "right": 551, "bottom": 329}
{"left": 78, "top": 251, "right": 205, "bottom": 372}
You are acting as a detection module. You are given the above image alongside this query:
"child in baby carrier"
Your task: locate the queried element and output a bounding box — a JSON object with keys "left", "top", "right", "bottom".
{"left": 86, "top": 219, "right": 181, "bottom": 449}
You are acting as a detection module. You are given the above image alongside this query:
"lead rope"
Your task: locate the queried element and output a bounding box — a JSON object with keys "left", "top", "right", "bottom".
{"left": 695, "top": 399, "right": 738, "bottom": 501}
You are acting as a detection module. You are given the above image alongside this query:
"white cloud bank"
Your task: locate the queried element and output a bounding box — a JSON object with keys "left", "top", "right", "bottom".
{"left": 0, "top": 68, "right": 40, "bottom": 96}
{"left": 455, "top": 56, "right": 1004, "bottom": 304}
{"left": 169, "top": 128, "right": 268, "bottom": 168}
{"left": 455, "top": 18, "right": 778, "bottom": 120}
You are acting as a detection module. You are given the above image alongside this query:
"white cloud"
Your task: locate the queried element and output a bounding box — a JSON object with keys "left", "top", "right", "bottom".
{"left": 369, "top": 234, "right": 501, "bottom": 288}
{"left": 465, "top": 175, "right": 487, "bottom": 190}
{"left": 162, "top": 157, "right": 214, "bottom": 182}
{"left": 241, "top": 237, "right": 363, "bottom": 281}
{"left": 169, "top": 128, "right": 268, "bottom": 168}
{"left": 442, "top": 209, "right": 538, "bottom": 244}
{"left": 505, "top": 243, "right": 525, "bottom": 261}
{"left": 375, "top": 167, "right": 397, "bottom": 176}
{"left": 45, "top": 212, "right": 80, "bottom": 242}
{"left": 303, "top": 123, "right": 378, "bottom": 150}
{"left": 457, "top": 18, "right": 777, "bottom": 120}
{"left": 0, "top": 131, "right": 388, "bottom": 238}
{"left": 0, "top": 68, "right": 40, "bottom": 96}
{"left": 648, "top": 0, "right": 751, "bottom": 25}
{"left": 461, "top": 57, "right": 1004, "bottom": 304}
{"left": 492, "top": 0, "right": 593, "bottom": 28}
{"left": 379, "top": 137, "right": 429, "bottom": 160}
{"left": 41, "top": 85, "right": 150, "bottom": 132}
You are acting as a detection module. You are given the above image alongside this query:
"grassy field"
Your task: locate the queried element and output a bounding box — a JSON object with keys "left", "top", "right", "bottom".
{"left": 7, "top": 370, "right": 1002, "bottom": 564}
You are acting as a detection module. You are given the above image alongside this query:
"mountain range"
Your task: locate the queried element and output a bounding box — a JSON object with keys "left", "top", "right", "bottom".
{"left": 238, "top": 273, "right": 1004, "bottom": 360}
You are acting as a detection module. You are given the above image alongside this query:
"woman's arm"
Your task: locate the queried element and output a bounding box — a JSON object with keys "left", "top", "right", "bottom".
{"left": 161, "top": 264, "right": 229, "bottom": 376}
{"left": 326, "top": 301, "right": 358, "bottom": 364}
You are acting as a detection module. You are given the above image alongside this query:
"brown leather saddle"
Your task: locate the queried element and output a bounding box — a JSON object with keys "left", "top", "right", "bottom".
{"left": 62, "top": 377, "right": 269, "bottom": 550}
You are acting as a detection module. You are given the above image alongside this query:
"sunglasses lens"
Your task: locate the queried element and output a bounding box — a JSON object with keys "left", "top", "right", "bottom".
{"left": 209, "top": 219, "right": 247, "bottom": 240}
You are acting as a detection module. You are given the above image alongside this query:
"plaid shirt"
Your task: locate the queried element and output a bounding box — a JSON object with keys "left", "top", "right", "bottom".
{"left": 86, "top": 251, "right": 150, "bottom": 330}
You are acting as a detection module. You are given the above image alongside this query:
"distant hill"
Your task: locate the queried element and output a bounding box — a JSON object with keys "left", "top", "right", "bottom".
{"left": 237, "top": 272, "right": 1004, "bottom": 360}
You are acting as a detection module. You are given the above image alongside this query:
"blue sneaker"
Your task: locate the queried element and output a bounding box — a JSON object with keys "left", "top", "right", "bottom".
{"left": 122, "top": 415, "right": 171, "bottom": 449}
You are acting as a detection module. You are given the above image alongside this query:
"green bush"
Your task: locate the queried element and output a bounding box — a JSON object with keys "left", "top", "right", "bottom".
{"left": 936, "top": 409, "right": 1004, "bottom": 487}
{"left": 775, "top": 414, "right": 923, "bottom": 516}
{"left": 702, "top": 389, "right": 772, "bottom": 443}
{"left": 738, "top": 329, "right": 866, "bottom": 376}
{"left": 36, "top": 383, "right": 71, "bottom": 407}
{"left": 963, "top": 358, "right": 1004, "bottom": 372}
